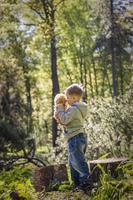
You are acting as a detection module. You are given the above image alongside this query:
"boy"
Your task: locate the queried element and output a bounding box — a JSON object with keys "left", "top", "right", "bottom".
{"left": 54, "top": 84, "right": 92, "bottom": 191}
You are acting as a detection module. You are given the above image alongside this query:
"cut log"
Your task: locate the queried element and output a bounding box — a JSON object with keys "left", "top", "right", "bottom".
{"left": 33, "top": 164, "right": 68, "bottom": 192}
{"left": 89, "top": 157, "right": 128, "bottom": 182}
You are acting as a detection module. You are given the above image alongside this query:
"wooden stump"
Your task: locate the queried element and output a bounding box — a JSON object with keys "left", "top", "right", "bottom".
{"left": 89, "top": 157, "right": 128, "bottom": 182}
{"left": 10, "top": 191, "right": 21, "bottom": 200}
{"left": 33, "top": 158, "right": 128, "bottom": 192}
{"left": 33, "top": 164, "right": 68, "bottom": 192}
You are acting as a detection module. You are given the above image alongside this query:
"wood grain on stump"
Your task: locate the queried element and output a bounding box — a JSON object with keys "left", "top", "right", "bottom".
{"left": 33, "top": 164, "right": 68, "bottom": 192}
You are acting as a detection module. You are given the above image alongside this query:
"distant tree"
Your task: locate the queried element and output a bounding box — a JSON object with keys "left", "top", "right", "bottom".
{"left": 24, "top": 0, "right": 66, "bottom": 146}
{"left": 95, "top": 0, "right": 132, "bottom": 97}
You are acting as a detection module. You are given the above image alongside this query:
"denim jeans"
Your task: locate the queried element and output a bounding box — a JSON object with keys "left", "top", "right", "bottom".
{"left": 67, "top": 133, "right": 89, "bottom": 186}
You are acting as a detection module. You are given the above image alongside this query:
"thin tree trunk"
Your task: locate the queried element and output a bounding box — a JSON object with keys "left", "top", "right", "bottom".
{"left": 92, "top": 54, "right": 98, "bottom": 96}
{"left": 82, "top": 45, "right": 88, "bottom": 102}
{"left": 79, "top": 44, "right": 84, "bottom": 85}
{"left": 50, "top": 2, "right": 60, "bottom": 147}
{"left": 101, "top": 68, "right": 105, "bottom": 96}
{"left": 88, "top": 67, "right": 94, "bottom": 98}
{"left": 119, "top": 55, "right": 124, "bottom": 95}
{"left": 99, "top": 51, "right": 112, "bottom": 97}
{"left": 50, "top": 35, "right": 60, "bottom": 147}
{"left": 110, "top": 0, "right": 117, "bottom": 97}
{"left": 3, "top": 77, "right": 10, "bottom": 120}
{"left": 40, "top": 0, "right": 60, "bottom": 147}
{"left": 23, "top": 66, "right": 33, "bottom": 134}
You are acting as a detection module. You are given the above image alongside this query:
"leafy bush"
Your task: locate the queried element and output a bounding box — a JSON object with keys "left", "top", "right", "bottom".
{"left": 92, "top": 161, "right": 133, "bottom": 200}
{"left": 0, "top": 165, "right": 38, "bottom": 200}
{"left": 86, "top": 87, "right": 133, "bottom": 159}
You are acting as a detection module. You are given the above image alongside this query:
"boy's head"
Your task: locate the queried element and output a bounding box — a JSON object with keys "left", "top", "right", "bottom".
{"left": 65, "top": 84, "right": 83, "bottom": 105}
{"left": 54, "top": 93, "right": 67, "bottom": 105}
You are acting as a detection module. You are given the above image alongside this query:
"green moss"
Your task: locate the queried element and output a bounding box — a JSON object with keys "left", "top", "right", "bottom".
{"left": 50, "top": 181, "right": 72, "bottom": 192}
{"left": 58, "top": 183, "right": 71, "bottom": 191}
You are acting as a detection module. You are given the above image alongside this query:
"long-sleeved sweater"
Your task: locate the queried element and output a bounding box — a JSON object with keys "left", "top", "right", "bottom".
{"left": 56, "top": 102, "right": 88, "bottom": 141}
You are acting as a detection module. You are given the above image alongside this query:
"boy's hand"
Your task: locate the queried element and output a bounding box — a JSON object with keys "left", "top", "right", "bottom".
{"left": 53, "top": 111, "right": 62, "bottom": 124}
{"left": 53, "top": 111, "right": 59, "bottom": 120}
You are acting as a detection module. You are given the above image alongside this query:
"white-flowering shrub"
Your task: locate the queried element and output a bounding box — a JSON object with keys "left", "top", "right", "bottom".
{"left": 86, "top": 88, "right": 133, "bottom": 159}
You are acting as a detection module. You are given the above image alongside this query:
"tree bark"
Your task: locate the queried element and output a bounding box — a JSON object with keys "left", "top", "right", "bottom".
{"left": 50, "top": 2, "right": 60, "bottom": 147}
{"left": 50, "top": 35, "right": 60, "bottom": 147}
{"left": 88, "top": 67, "right": 94, "bottom": 98}
{"left": 119, "top": 55, "right": 124, "bottom": 95}
{"left": 110, "top": 0, "right": 117, "bottom": 98}
{"left": 23, "top": 65, "right": 33, "bottom": 134}
{"left": 40, "top": 0, "right": 60, "bottom": 146}
{"left": 83, "top": 45, "right": 88, "bottom": 102}
{"left": 92, "top": 54, "right": 98, "bottom": 96}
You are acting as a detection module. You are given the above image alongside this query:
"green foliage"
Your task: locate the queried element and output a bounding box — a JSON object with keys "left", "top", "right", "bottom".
{"left": 49, "top": 181, "right": 71, "bottom": 192}
{"left": 1, "top": 0, "right": 133, "bottom": 150}
{"left": 0, "top": 1, "right": 132, "bottom": 198}
{"left": 92, "top": 161, "right": 133, "bottom": 200}
{"left": 0, "top": 165, "right": 38, "bottom": 200}
{"left": 86, "top": 85, "right": 133, "bottom": 159}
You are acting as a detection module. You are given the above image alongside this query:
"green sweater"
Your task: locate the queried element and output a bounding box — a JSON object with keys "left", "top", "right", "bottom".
{"left": 56, "top": 102, "right": 88, "bottom": 141}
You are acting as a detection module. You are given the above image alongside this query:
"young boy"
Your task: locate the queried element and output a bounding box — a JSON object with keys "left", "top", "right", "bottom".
{"left": 54, "top": 84, "right": 92, "bottom": 191}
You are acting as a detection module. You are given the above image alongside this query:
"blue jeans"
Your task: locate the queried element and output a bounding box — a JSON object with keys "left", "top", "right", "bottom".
{"left": 67, "top": 133, "right": 89, "bottom": 186}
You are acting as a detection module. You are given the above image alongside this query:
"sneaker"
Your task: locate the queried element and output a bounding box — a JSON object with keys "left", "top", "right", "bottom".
{"left": 72, "top": 185, "right": 84, "bottom": 192}
{"left": 78, "top": 178, "right": 93, "bottom": 191}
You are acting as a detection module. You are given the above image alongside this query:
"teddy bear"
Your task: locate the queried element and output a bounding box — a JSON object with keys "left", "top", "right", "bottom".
{"left": 53, "top": 93, "right": 68, "bottom": 125}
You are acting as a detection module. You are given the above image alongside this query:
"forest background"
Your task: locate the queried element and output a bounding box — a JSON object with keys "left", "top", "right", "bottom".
{"left": 0, "top": 0, "right": 133, "bottom": 199}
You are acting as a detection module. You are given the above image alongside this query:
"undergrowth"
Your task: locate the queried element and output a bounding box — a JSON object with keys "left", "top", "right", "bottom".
{"left": 91, "top": 161, "right": 133, "bottom": 200}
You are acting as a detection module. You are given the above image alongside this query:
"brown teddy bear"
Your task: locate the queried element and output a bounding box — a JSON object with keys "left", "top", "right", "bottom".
{"left": 54, "top": 93, "right": 67, "bottom": 106}
{"left": 54, "top": 93, "right": 68, "bottom": 124}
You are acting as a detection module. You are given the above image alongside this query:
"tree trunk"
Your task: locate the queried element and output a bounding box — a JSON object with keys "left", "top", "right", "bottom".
{"left": 92, "top": 54, "right": 98, "bottom": 96}
{"left": 23, "top": 66, "right": 33, "bottom": 134}
{"left": 40, "top": 0, "right": 60, "bottom": 147}
{"left": 110, "top": 0, "right": 117, "bottom": 98}
{"left": 88, "top": 67, "right": 94, "bottom": 98}
{"left": 100, "top": 52, "right": 112, "bottom": 97}
{"left": 83, "top": 45, "right": 88, "bottom": 102}
{"left": 101, "top": 67, "right": 105, "bottom": 96}
{"left": 50, "top": 32, "right": 60, "bottom": 147}
{"left": 119, "top": 55, "right": 124, "bottom": 95}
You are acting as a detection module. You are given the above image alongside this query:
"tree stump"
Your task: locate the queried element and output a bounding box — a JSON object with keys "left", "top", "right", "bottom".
{"left": 33, "top": 164, "right": 68, "bottom": 192}
{"left": 10, "top": 190, "right": 25, "bottom": 200}
{"left": 33, "top": 158, "right": 128, "bottom": 192}
{"left": 89, "top": 157, "right": 128, "bottom": 182}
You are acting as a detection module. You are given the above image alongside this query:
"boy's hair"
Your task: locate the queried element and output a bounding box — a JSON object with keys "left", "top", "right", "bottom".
{"left": 54, "top": 93, "right": 67, "bottom": 105}
{"left": 65, "top": 84, "right": 84, "bottom": 97}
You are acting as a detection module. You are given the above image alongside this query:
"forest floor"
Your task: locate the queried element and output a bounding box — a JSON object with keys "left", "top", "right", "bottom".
{"left": 39, "top": 190, "right": 91, "bottom": 200}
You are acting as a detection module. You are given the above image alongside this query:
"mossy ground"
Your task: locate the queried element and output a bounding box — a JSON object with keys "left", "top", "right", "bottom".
{"left": 39, "top": 191, "right": 90, "bottom": 200}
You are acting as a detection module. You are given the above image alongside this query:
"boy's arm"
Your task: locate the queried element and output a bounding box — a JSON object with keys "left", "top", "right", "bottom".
{"left": 56, "top": 105, "right": 76, "bottom": 125}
